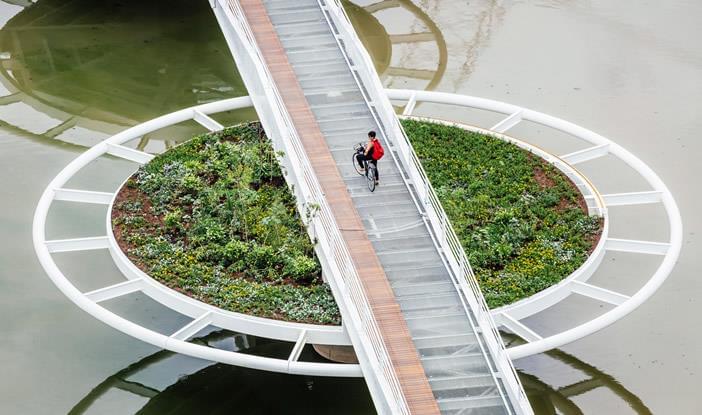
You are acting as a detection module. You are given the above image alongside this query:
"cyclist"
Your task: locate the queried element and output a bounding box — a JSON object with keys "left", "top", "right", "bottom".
{"left": 355, "top": 130, "right": 383, "bottom": 184}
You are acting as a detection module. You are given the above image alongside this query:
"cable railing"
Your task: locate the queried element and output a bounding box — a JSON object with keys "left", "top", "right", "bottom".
{"left": 216, "top": 1, "right": 409, "bottom": 413}
{"left": 320, "top": 1, "right": 532, "bottom": 413}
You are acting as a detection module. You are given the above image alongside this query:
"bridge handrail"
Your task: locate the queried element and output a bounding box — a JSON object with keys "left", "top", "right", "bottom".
{"left": 321, "top": 1, "right": 531, "bottom": 413}
{"left": 218, "top": 1, "right": 409, "bottom": 413}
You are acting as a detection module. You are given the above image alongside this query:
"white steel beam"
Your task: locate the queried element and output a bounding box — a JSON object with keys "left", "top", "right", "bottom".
{"left": 498, "top": 313, "right": 542, "bottom": 343}
{"left": 490, "top": 110, "right": 523, "bottom": 133}
{"left": 106, "top": 143, "right": 154, "bottom": 164}
{"left": 601, "top": 191, "right": 663, "bottom": 206}
{"left": 560, "top": 144, "right": 609, "bottom": 165}
{"left": 288, "top": 330, "right": 307, "bottom": 362}
{"left": 402, "top": 92, "right": 417, "bottom": 116}
{"left": 84, "top": 279, "right": 145, "bottom": 303}
{"left": 53, "top": 188, "right": 114, "bottom": 205}
{"left": 570, "top": 281, "right": 630, "bottom": 306}
{"left": 193, "top": 109, "right": 224, "bottom": 132}
{"left": 605, "top": 238, "right": 670, "bottom": 255}
{"left": 170, "top": 312, "right": 213, "bottom": 341}
{"left": 45, "top": 236, "right": 110, "bottom": 253}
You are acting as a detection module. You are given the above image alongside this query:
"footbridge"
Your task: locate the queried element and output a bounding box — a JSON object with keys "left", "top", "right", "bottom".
{"left": 30, "top": 1, "right": 683, "bottom": 415}
{"left": 211, "top": 0, "right": 531, "bottom": 413}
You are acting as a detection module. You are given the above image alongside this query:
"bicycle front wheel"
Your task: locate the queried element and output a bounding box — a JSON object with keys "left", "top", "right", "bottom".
{"left": 366, "top": 166, "right": 376, "bottom": 192}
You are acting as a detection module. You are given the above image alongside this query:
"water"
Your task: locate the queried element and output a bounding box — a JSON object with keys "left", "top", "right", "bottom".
{"left": 0, "top": 0, "right": 699, "bottom": 413}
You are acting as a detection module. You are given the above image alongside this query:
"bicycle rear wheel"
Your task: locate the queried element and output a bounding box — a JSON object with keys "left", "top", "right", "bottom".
{"left": 352, "top": 153, "right": 364, "bottom": 175}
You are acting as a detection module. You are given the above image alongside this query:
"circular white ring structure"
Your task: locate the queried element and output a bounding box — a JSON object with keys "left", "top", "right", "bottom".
{"left": 32, "top": 96, "right": 359, "bottom": 377}
{"left": 33, "top": 90, "right": 681, "bottom": 375}
{"left": 398, "top": 115, "right": 611, "bottom": 331}
{"left": 386, "top": 89, "right": 682, "bottom": 360}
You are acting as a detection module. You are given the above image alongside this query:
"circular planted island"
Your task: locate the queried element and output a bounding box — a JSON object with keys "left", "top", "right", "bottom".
{"left": 111, "top": 119, "right": 602, "bottom": 327}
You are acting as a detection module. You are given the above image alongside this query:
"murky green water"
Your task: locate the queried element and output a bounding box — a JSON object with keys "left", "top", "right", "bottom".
{"left": 1, "top": 0, "right": 699, "bottom": 413}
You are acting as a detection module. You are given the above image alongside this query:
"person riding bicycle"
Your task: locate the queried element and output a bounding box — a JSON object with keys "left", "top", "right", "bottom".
{"left": 355, "top": 130, "right": 383, "bottom": 184}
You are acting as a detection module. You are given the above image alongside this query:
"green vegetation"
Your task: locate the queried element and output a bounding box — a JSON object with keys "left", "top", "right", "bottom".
{"left": 112, "top": 122, "right": 340, "bottom": 324}
{"left": 113, "top": 119, "right": 602, "bottom": 325}
{"left": 402, "top": 119, "right": 602, "bottom": 308}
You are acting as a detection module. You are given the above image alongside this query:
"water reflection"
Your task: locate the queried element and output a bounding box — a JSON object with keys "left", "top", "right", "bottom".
{"left": 0, "top": 0, "right": 449, "bottom": 149}
{"left": 521, "top": 351, "right": 653, "bottom": 415}
{"left": 67, "top": 331, "right": 652, "bottom": 414}
{"left": 69, "top": 331, "right": 374, "bottom": 415}
{"left": 349, "top": 0, "right": 447, "bottom": 92}
{"left": 0, "top": 0, "right": 245, "bottom": 120}
{"left": 500, "top": 335, "right": 653, "bottom": 415}
{"left": 0, "top": 0, "right": 250, "bottom": 151}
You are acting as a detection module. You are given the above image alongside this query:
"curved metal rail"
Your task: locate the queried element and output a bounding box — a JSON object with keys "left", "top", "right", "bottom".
{"left": 33, "top": 88, "right": 681, "bottom": 398}
{"left": 32, "top": 96, "right": 360, "bottom": 378}
{"left": 386, "top": 89, "right": 683, "bottom": 360}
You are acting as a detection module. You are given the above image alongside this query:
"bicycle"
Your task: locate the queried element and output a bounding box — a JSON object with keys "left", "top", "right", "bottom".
{"left": 353, "top": 142, "right": 377, "bottom": 192}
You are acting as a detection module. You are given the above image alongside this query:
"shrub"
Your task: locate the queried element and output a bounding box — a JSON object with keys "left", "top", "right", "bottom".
{"left": 402, "top": 119, "right": 602, "bottom": 308}
{"left": 112, "top": 122, "right": 337, "bottom": 324}
{"left": 113, "top": 119, "right": 601, "bottom": 323}
{"left": 284, "top": 255, "right": 319, "bottom": 283}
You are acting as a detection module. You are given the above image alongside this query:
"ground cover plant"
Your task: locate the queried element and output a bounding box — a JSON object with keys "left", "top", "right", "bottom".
{"left": 113, "top": 119, "right": 601, "bottom": 324}
{"left": 112, "top": 122, "right": 340, "bottom": 324}
{"left": 402, "top": 119, "right": 602, "bottom": 308}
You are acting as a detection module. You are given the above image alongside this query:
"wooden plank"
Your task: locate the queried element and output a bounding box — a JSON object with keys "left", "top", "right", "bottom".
{"left": 237, "top": 1, "right": 439, "bottom": 413}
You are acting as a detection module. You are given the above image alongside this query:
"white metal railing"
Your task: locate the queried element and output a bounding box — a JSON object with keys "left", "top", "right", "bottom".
{"left": 320, "top": 1, "right": 532, "bottom": 413}
{"left": 384, "top": 89, "right": 682, "bottom": 362}
{"left": 214, "top": 1, "right": 409, "bottom": 413}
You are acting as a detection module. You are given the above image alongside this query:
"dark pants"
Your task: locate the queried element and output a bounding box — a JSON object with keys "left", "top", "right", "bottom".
{"left": 356, "top": 153, "right": 379, "bottom": 180}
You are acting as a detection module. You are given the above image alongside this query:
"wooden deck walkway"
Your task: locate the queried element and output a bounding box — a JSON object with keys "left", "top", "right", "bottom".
{"left": 238, "top": 1, "right": 440, "bottom": 413}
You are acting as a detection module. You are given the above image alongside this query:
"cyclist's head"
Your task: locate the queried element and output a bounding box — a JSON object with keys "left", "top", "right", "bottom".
{"left": 368, "top": 130, "right": 376, "bottom": 139}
